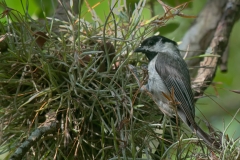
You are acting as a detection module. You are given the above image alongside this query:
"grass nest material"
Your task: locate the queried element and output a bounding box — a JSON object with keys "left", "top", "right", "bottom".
{"left": 0, "top": 3, "right": 166, "bottom": 159}
{"left": 0, "top": 1, "right": 239, "bottom": 160}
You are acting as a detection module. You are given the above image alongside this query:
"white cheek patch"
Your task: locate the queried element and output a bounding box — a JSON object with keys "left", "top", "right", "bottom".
{"left": 154, "top": 41, "right": 164, "bottom": 52}
{"left": 154, "top": 41, "right": 178, "bottom": 54}
{"left": 142, "top": 41, "right": 164, "bottom": 52}
{"left": 142, "top": 46, "right": 153, "bottom": 52}
{"left": 140, "top": 38, "right": 179, "bottom": 57}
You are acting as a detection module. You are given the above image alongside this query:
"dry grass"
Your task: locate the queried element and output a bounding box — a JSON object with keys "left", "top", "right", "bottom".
{"left": 0, "top": 0, "right": 239, "bottom": 159}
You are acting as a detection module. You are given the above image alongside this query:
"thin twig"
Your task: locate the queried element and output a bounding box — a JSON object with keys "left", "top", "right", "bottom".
{"left": 10, "top": 111, "right": 58, "bottom": 160}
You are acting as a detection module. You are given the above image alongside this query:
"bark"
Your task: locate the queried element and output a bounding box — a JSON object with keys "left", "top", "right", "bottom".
{"left": 10, "top": 111, "right": 58, "bottom": 160}
{"left": 179, "top": 0, "right": 227, "bottom": 68}
{"left": 180, "top": 0, "right": 240, "bottom": 97}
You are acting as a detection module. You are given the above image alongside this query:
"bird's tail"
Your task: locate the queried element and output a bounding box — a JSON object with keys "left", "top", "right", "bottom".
{"left": 177, "top": 109, "right": 221, "bottom": 149}
{"left": 192, "top": 124, "right": 221, "bottom": 149}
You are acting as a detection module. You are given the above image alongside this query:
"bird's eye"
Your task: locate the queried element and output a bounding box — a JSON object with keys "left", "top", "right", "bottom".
{"left": 148, "top": 40, "right": 154, "bottom": 46}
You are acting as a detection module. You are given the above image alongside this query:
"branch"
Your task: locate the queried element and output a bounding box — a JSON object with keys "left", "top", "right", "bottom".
{"left": 220, "top": 42, "right": 229, "bottom": 72}
{"left": 192, "top": 0, "right": 240, "bottom": 97}
{"left": 10, "top": 111, "right": 58, "bottom": 160}
{"left": 179, "top": 0, "right": 227, "bottom": 68}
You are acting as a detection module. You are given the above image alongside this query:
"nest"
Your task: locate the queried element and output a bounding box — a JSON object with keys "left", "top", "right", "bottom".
{"left": 0, "top": 1, "right": 230, "bottom": 159}
{"left": 0, "top": 11, "right": 173, "bottom": 158}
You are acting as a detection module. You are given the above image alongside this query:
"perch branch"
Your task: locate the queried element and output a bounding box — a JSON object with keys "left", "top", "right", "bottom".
{"left": 220, "top": 43, "right": 229, "bottom": 72}
{"left": 192, "top": 0, "right": 240, "bottom": 97}
{"left": 10, "top": 111, "right": 58, "bottom": 160}
{"left": 179, "top": 0, "right": 227, "bottom": 68}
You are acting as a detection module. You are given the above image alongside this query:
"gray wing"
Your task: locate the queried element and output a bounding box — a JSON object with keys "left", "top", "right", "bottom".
{"left": 155, "top": 53, "right": 196, "bottom": 126}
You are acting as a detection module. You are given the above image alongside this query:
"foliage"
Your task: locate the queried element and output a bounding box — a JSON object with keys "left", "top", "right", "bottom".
{"left": 0, "top": 0, "right": 239, "bottom": 159}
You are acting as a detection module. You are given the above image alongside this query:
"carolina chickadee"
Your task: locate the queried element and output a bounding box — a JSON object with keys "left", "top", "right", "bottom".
{"left": 134, "top": 35, "right": 220, "bottom": 148}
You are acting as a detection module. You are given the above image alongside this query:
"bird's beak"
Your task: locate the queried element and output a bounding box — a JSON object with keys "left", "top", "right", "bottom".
{"left": 134, "top": 46, "right": 143, "bottom": 52}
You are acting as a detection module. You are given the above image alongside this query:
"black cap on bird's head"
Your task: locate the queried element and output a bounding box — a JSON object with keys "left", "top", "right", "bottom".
{"left": 133, "top": 35, "right": 221, "bottom": 149}
{"left": 134, "top": 35, "right": 178, "bottom": 61}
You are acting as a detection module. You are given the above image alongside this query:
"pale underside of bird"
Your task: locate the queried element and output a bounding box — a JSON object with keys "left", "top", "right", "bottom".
{"left": 134, "top": 35, "right": 221, "bottom": 149}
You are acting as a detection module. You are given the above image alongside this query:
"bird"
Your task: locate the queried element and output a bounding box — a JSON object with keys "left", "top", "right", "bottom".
{"left": 134, "top": 35, "right": 220, "bottom": 149}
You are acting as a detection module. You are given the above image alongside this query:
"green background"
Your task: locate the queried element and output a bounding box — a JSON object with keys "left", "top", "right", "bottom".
{"left": 3, "top": 0, "right": 240, "bottom": 142}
